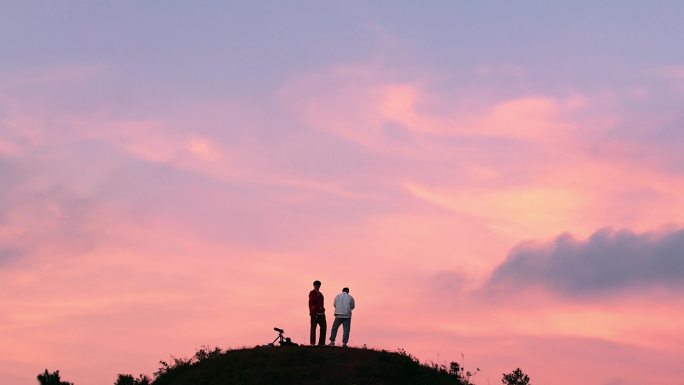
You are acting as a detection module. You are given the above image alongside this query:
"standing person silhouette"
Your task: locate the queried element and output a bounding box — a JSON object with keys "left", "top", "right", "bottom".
{"left": 308, "top": 280, "right": 327, "bottom": 346}
{"left": 329, "top": 287, "right": 355, "bottom": 347}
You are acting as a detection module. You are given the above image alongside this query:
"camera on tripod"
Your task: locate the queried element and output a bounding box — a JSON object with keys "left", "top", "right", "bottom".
{"left": 268, "top": 326, "right": 298, "bottom": 346}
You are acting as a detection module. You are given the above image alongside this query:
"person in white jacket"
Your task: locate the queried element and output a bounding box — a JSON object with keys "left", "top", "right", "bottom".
{"left": 328, "top": 287, "right": 355, "bottom": 347}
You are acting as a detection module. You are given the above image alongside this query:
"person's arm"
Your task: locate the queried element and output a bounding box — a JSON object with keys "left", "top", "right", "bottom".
{"left": 308, "top": 292, "right": 315, "bottom": 315}
{"left": 350, "top": 297, "right": 355, "bottom": 310}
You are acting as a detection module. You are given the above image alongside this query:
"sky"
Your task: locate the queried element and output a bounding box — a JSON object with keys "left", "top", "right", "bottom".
{"left": 1, "top": 2, "right": 684, "bottom": 385}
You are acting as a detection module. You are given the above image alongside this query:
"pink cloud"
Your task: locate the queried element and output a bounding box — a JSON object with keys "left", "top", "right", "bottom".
{"left": 0, "top": 139, "right": 21, "bottom": 157}
{"left": 1, "top": 59, "right": 684, "bottom": 385}
{"left": 280, "top": 63, "right": 601, "bottom": 147}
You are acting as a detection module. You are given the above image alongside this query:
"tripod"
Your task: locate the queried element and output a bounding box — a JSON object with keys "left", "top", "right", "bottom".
{"left": 271, "top": 329, "right": 286, "bottom": 346}
{"left": 268, "top": 327, "right": 297, "bottom": 346}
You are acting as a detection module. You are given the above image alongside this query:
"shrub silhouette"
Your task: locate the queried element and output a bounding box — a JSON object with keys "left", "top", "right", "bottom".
{"left": 37, "top": 369, "right": 73, "bottom": 385}
{"left": 114, "top": 373, "right": 151, "bottom": 385}
{"left": 192, "top": 346, "right": 222, "bottom": 362}
{"left": 153, "top": 346, "right": 223, "bottom": 378}
{"left": 449, "top": 360, "right": 479, "bottom": 384}
{"left": 502, "top": 368, "right": 531, "bottom": 385}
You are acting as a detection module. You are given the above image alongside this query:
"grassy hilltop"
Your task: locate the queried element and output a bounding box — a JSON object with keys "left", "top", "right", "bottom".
{"left": 149, "top": 345, "right": 467, "bottom": 385}
{"left": 42, "top": 345, "right": 532, "bottom": 385}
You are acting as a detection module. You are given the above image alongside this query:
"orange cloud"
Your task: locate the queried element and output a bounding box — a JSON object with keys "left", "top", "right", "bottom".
{"left": 404, "top": 182, "right": 590, "bottom": 240}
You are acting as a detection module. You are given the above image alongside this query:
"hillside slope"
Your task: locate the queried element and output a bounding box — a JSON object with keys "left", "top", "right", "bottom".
{"left": 151, "top": 346, "right": 465, "bottom": 385}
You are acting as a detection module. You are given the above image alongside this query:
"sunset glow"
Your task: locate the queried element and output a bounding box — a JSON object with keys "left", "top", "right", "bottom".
{"left": 1, "top": 3, "right": 684, "bottom": 385}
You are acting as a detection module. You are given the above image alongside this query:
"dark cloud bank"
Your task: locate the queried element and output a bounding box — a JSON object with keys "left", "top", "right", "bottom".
{"left": 487, "top": 227, "right": 684, "bottom": 297}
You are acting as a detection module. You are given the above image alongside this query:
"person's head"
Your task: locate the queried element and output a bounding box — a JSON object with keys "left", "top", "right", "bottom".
{"left": 313, "top": 280, "right": 321, "bottom": 290}
{"left": 342, "top": 287, "right": 349, "bottom": 293}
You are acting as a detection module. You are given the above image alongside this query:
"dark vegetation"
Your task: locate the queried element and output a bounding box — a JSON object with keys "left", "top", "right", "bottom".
{"left": 502, "top": 368, "right": 531, "bottom": 385}
{"left": 37, "top": 370, "right": 73, "bottom": 385}
{"left": 114, "top": 373, "right": 152, "bottom": 385}
{"left": 151, "top": 345, "right": 467, "bottom": 385}
{"left": 40, "top": 345, "right": 531, "bottom": 385}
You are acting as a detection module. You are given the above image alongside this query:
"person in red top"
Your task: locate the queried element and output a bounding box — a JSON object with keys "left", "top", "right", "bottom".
{"left": 309, "top": 280, "right": 326, "bottom": 345}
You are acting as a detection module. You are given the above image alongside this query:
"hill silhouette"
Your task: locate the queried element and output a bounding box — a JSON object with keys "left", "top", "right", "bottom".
{"left": 149, "top": 345, "right": 467, "bottom": 385}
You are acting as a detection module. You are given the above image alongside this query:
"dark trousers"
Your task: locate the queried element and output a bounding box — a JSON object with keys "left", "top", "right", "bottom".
{"left": 310, "top": 313, "right": 327, "bottom": 345}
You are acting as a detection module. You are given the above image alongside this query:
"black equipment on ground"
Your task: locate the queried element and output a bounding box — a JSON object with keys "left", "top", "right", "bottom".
{"left": 269, "top": 327, "right": 298, "bottom": 346}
